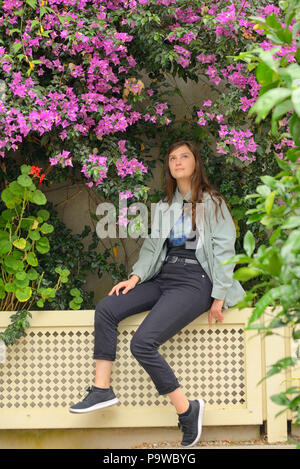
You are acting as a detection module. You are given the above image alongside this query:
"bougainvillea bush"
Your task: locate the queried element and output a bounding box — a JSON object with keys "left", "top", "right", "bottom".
{"left": 0, "top": 0, "right": 299, "bottom": 280}
{"left": 0, "top": 1, "right": 297, "bottom": 191}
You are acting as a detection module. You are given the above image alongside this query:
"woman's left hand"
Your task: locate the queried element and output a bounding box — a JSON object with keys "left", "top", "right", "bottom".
{"left": 208, "top": 299, "right": 225, "bottom": 325}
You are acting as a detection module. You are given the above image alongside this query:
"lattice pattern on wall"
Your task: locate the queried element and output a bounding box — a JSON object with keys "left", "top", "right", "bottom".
{"left": 0, "top": 324, "right": 246, "bottom": 410}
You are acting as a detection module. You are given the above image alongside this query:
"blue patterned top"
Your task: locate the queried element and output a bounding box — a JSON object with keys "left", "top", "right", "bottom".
{"left": 164, "top": 206, "right": 207, "bottom": 265}
{"left": 168, "top": 212, "right": 196, "bottom": 247}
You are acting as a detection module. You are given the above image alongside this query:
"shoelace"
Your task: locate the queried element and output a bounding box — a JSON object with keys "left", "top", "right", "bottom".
{"left": 81, "top": 386, "right": 93, "bottom": 401}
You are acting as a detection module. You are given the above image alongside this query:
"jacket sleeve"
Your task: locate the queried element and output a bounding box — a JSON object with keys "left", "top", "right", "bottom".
{"left": 128, "top": 200, "right": 161, "bottom": 284}
{"left": 208, "top": 197, "right": 237, "bottom": 300}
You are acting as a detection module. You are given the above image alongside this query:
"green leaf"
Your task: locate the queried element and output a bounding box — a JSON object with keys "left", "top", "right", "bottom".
{"left": 259, "top": 46, "right": 281, "bottom": 71}
{"left": 270, "top": 393, "right": 290, "bottom": 406}
{"left": 1, "top": 188, "right": 19, "bottom": 208}
{"left": 256, "top": 184, "right": 271, "bottom": 197}
{"left": 265, "top": 191, "right": 276, "bottom": 214}
{"left": 256, "top": 62, "right": 276, "bottom": 85}
{"left": 281, "top": 216, "right": 300, "bottom": 229}
{"left": 32, "top": 190, "right": 47, "bottom": 205}
{"left": 4, "top": 256, "right": 23, "bottom": 271}
{"left": 243, "top": 230, "right": 256, "bottom": 257}
{"left": 0, "top": 238, "right": 12, "bottom": 254}
{"left": 248, "top": 88, "right": 292, "bottom": 122}
{"left": 37, "top": 209, "right": 50, "bottom": 221}
{"left": 17, "top": 174, "right": 32, "bottom": 187}
{"left": 12, "top": 43, "right": 22, "bottom": 54}
{"left": 9, "top": 181, "right": 25, "bottom": 196}
{"left": 221, "top": 254, "right": 253, "bottom": 265}
{"left": 25, "top": 0, "right": 37, "bottom": 8}
{"left": 0, "top": 231, "right": 9, "bottom": 241}
{"left": 265, "top": 251, "right": 282, "bottom": 276}
{"left": 247, "top": 212, "right": 263, "bottom": 223}
{"left": 282, "top": 230, "right": 300, "bottom": 259}
{"left": 248, "top": 285, "right": 295, "bottom": 324}
{"left": 12, "top": 238, "right": 26, "bottom": 250}
{"left": 15, "top": 271, "right": 26, "bottom": 281}
{"left": 292, "top": 20, "right": 300, "bottom": 39}
{"left": 293, "top": 329, "right": 300, "bottom": 340}
{"left": 4, "top": 282, "right": 16, "bottom": 293}
{"left": 61, "top": 269, "right": 70, "bottom": 276}
{"left": 26, "top": 268, "right": 39, "bottom": 280}
{"left": 260, "top": 175, "right": 277, "bottom": 188}
{"left": 274, "top": 153, "right": 293, "bottom": 171}
{"left": 260, "top": 214, "right": 276, "bottom": 227}
{"left": 286, "top": 147, "right": 300, "bottom": 163}
{"left": 279, "top": 64, "right": 300, "bottom": 80}
{"left": 272, "top": 98, "right": 293, "bottom": 122}
{"left": 69, "top": 299, "right": 81, "bottom": 310}
{"left": 38, "top": 287, "right": 56, "bottom": 299}
{"left": 26, "top": 252, "right": 38, "bottom": 266}
{"left": 233, "top": 267, "right": 261, "bottom": 281}
{"left": 15, "top": 286, "right": 32, "bottom": 302}
{"left": 30, "top": 20, "right": 40, "bottom": 29}
{"left": 289, "top": 113, "right": 300, "bottom": 146}
{"left": 15, "top": 276, "right": 29, "bottom": 288}
{"left": 265, "top": 14, "right": 282, "bottom": 30}
{"left": 35, "top": 236, "right": 50, "bottom": 254}
{"left": 40, "top": 223, "right": 54, "bottom": 234}
{"left": 29, "top": 230, "right": 40, "bottom": 241}
{"left": 20, "top": 165, "right": 31, "bottom": 175}
{"left": 292, "top": 82, "right": 300, "bottom": 117}
{"left": 70, "top": 288, "right": 81, "bottom": 296}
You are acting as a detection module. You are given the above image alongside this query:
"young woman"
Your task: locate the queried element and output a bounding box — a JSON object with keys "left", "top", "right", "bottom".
{"left": 69, "top": 140, "right": 245, "bottom": 448}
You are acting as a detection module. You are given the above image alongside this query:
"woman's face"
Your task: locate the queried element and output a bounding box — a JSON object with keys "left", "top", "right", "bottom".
{"left": 168, "top": 145, "right": 196, "bottom": 182}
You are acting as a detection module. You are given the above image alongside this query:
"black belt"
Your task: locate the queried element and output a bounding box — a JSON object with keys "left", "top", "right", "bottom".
{"left": 164, "top": 255, "right": 199, "bottom": 265}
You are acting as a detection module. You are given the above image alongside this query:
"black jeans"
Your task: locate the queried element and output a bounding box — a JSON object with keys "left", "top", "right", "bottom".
{"left": 94, "top": 261, "right": 213, "bottom": 395}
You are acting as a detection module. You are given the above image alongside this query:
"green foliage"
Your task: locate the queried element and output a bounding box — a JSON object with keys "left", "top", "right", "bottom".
{"left": 223, "top": 0, "right": 300, "bottom": 431}
{"left": 33, "top": 200, "right": 127, "bottom": 312}
{"left": 0, "top": 164, "right": 84, "bottom": 345}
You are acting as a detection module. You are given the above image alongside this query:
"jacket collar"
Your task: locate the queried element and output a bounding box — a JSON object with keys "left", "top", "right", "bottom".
{"left": 174, "top": 186, "right": 210, "bottom": 204}
{"left": 174, "top": 185, "right": 191, "bottom": 203}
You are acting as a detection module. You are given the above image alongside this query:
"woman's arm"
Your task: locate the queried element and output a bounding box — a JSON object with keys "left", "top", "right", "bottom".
{"left": 128, "top": 235, "right": 158, "bottom": 284}
{"left": 128, "top": 201, "right": 161, "bottom": 284}
{"left": 208, "top": 197, "right": 237, "bottom": 301}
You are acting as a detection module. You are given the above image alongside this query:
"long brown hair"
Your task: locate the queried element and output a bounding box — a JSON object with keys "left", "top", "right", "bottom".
{"left": 162, "top": 140, "right": 232, "bottom": 230}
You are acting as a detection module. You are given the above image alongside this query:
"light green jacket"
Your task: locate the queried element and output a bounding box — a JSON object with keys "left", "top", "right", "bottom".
{"left": 128, "top": 186, "right": 246, "bottom": 311}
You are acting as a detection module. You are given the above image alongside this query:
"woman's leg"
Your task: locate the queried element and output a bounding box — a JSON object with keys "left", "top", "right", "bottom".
{"left": 168, "top": 387, "right": 190, "bottom": 414}
{"left": 130, "top": 264, "right": 213, "bottom": 401}
{"left": 94, "top": 359, "right": 113, "bottom": 388}
{"left": 69, "top": 279, "right": 163, "bottom": 413}
{"left": 93, "top": 279, "right": 162, "bottom": 381}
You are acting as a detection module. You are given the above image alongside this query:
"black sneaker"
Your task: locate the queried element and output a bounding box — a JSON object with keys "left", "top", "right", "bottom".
{"left": 69, "top": 385, "right": 119, "bottom": 413}
{"left": 177, "top": 399, "right": 205, "bottom": 447}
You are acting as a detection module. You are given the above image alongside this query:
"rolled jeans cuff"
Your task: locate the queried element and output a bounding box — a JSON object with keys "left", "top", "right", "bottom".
{"left": 93, "top": 353, "right": 116, "bottom": 361}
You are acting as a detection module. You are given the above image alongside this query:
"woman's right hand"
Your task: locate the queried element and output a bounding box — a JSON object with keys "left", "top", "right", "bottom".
{"left": 108, "top": 275, "right": 140, "bottom": 296}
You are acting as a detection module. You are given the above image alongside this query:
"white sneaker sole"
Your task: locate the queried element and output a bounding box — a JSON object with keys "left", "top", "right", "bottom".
{"left": 69, "top": 397, "right": 119, "bottom": 413}
{"left": 182, "top": 399, "right": 205, "bottom": 448}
